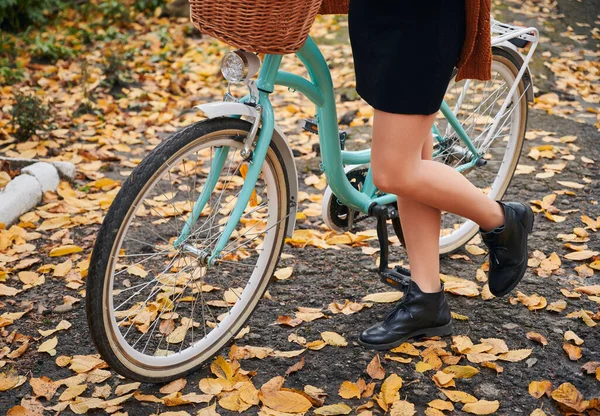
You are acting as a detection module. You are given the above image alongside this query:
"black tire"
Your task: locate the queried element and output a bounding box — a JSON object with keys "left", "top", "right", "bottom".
{"left": 87, "top": 117, "right": 291, "bottom": 382}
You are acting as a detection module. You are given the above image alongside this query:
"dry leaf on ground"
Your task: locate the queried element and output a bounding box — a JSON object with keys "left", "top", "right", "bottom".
{"left": 462, "top": 400, "right": 500, "bottom": 415}
{"left": 314, "top": 403, "right": 352, "bottom": 415}
{"left": 362, "top": 292, "right": 403, "bottom": 303}
{"left": 366, "top": 354, "right": 385, "bottom": 380}
{"left": 390, "top": 400, "right": 416, "bottom": 416}
{"left": 551, "top": 382, "right": 587, "bottom": 412}
{"left": 528, "top": 380, "right": 552, "bottom": 398}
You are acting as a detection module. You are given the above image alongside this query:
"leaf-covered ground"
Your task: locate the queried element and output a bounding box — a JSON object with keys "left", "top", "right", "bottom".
{"left": 0, "top": 0, "right": 599, "bottom": 415}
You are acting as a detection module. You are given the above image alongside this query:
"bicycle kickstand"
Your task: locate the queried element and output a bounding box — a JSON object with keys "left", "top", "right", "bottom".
{"left": 370, "top": 204, "right": 412, "bottom": 291}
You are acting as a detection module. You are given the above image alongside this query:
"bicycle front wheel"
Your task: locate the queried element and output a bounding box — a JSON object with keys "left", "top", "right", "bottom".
{"left": 87, "top": 118, "right": 291, "bottom": 382}
{"left": 434, "top": 47, "right": 529, "bottom": 254}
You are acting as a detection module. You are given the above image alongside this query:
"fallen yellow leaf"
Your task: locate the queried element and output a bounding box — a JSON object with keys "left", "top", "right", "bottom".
{"left": 338, "top": 381, "right": 361, "bottom": 399}
{"left": 528, "top": 380, "right": 552, "bottom": 398}
{"left": 442, "top": 365, "right": 479, "bottom": 379}
{"left": 441, "top": 389, "right": 477, "bottom": 404}
{"left": 366, "top": 354, "right": 385, "bottom": 380}
{"left": 0, "top": 369, "right": 27, "bottom": 392}
{"left": 259, "top": 390, "right": 312, "bottom": 413}
{"left": 49, "top": 245, "right": 83, "bottom": 257}
{"left": 362, "top": 292, "right": 403, "bottom": 303}
{"left": 557, "top": 181, "right": 584, "bottom": 189}
{"left": 390, "top": 342, "right": 420, "bottom": 356}
{"left": 428, "top": 399, "right": 454, "bottom": 411}
{"left": 563, "top": 343, "right": 582, "bottom": 361}
{"left": 551, "top": 382, "right": 587, "bottom": 412}
{"left": 314, "top": 403, "right": 352, "bottom": 415}
{"left": 38, "top": 336, "right": 58, "bottom": 356}
{"left": 390, "top": 400, "right": 416, "bottom": 416}
{"left": 498, "top": 349, "right": 532, "bottom": 362}
{"left": 321, "top": 331, "right": 347, "bottom": 347}
{"left": 380, "top": 373, "right": 403, "bottom": 405}
{"left": 564, "top": 250, "right": 599, "bottom": 261}
{"left": 526, "top": 332, "right": 548, "bottom": 346}
{"left": 465, "top": 245, "right": 486, "bottom": 256}
{"left": 461, "top": 399, "right": 500, "bottom": 415}
{"left": 564, "top": 330, "right": 584, "bottom": 346}
{"left": 30, "top": 376, "right": 58, "bottom": 400}
{"left": 274, "top": 266, "right": 293, "bottom": 280}
{"left": 432, "top": 371, "right": 455, "bottom": 388}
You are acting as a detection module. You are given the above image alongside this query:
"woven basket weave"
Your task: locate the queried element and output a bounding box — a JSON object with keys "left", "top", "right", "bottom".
{"left": 319, "top": 0, "right": 349, "bottom": 14}
{"left": 190, "top": 0, "right": 323, "bottom": 54}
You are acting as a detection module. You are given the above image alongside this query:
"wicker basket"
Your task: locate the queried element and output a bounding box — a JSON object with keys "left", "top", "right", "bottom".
{"left": 190, "top": 0, "right": 323, "bottom": 54}
{"left": 319, "top": 0, "right": 349, "bottom": 14}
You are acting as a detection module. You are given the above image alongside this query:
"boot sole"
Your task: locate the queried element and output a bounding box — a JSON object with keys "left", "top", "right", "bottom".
{"left": 358, "top": 321, "right": 454, "bottom": 351}
{"left": 491, "top": 206, "right": 535, "bottom": 297}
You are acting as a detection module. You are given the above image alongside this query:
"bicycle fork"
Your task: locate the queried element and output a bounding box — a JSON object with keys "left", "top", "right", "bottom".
{"left": 173, "top": 93, "right": 276, "bottom": 266}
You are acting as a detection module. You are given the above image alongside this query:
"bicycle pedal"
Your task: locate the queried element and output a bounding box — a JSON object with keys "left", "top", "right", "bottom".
{"left": 301, "top": 118, "right": 319, "bottom": 134}
{"left": 380, "top": 266, "right": 411, "bottom": 290}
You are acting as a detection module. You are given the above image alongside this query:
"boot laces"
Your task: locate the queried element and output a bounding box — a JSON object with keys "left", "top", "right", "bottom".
{"left": 384, "top": 293, "right": 413, "bottom": 322}
{"left": 488, "top": 246, "right": 508, "bottom": 266}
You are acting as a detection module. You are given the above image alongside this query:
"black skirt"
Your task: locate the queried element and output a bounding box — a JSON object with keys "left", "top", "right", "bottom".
{"left": 348, "top": 0, "right": 466, "bottom": 115}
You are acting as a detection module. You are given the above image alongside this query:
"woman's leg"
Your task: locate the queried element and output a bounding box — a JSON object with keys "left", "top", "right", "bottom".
{"left": 371, "top": 110, "right": 505, "bottom": 232}
{"left": 370, "top": 108, "right": 534, "bottom": 300}
{"left": 359, "top": 109, "right": 534, "bottom": 350}
{"left": 396, "top": 133, "right": 442, "bottom": 293}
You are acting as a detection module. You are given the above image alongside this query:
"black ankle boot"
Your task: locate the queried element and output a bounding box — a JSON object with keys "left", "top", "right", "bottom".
{"left": 481, "top": 201, "right": 534, "bottom": 297}
{"left": 358, "top": 281, "right": 453, "bottom": 350}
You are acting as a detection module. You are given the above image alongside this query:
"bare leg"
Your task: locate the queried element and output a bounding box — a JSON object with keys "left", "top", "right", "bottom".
{"left": 397, "top": 133, "right": 442, "bottom": 292}
{"left": 359, "top": 109, "right": 532, "bottom": 350}
{"left": 371, "top": 110, "right": 505, "bottom": 232}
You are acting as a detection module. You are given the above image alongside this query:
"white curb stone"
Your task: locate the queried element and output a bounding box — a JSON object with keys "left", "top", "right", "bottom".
{"left": 51, "top": 161, "right": 76, "bottom": 180}
{"left": 0, "top": 174, "right": 42, "bottom": 226}
{"left": 0, "top": 161, "right": 70, "bottom": 226}
{"left": 22, "top": 162, "right": 60, "bottom": 192}
{"left": 0, "top": 157, "right": 76, "bottom": 180}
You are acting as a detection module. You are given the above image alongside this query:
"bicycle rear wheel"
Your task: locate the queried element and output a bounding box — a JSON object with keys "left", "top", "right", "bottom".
{"left": 87, "top": 118, "right": 290, "bottom": 382}
{"left": 433, "top": 47, "right": 529, "bottom": 254}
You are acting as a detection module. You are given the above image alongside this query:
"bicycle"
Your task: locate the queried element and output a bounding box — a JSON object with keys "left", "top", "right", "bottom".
{"left": 86, "top": 17, "right": 539, "bottom": 382}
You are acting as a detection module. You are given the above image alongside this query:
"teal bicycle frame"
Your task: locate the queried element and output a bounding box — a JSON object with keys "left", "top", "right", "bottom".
{"left": 177, "top": 36, "right": 481, "bottom": 264}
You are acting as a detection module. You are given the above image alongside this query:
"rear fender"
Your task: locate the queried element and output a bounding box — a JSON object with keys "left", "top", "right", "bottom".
{"left": 493, "top": 43, "right": 535, "bottom": 103}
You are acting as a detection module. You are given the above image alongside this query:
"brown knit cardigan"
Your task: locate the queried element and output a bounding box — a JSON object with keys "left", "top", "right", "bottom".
{"left": 319, "top": 0, "right": 492, "bottom": 82}
{"left": 455, "top": 0, "right": 492, "bottom": 81}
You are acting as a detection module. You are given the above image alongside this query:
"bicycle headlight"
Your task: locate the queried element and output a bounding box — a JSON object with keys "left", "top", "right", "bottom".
{"left": 220, "top": 50, "right": 260, "bottom": 83}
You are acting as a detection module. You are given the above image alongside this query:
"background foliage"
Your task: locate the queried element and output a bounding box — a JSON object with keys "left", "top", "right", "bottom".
{"left": 0, "top": 0, "right": 59, "bottom": 32}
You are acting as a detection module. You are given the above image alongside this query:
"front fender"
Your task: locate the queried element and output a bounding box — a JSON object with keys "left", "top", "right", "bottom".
{"left": 195, "top": 102, "right": 298, "bottom": 237}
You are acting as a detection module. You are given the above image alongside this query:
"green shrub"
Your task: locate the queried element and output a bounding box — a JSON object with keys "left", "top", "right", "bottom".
{"left": 0, "top": 33, "right": 24, "bottom": 85}
{"left": 9, "top": 93, "right": 53, "bottom": 142}
{"left": 133, "top": 0, "right": 166, "bottom": 13}
{"left": 0, "top": 0, "right": 58, "bottom": 32}
{"left": 101, "top": 51, "right": 134, "bottom": 94}
{"left": 30, "top": 34, "right": 75, "bottom": 63}
{"left": 97, "top": 0, "right": 131, "bottom": 25}
{"left": 0, "top": 59, "right": 25, "bottom": 85}
{"left": 0, "top": 32, "right": 17, "bottom": 58}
